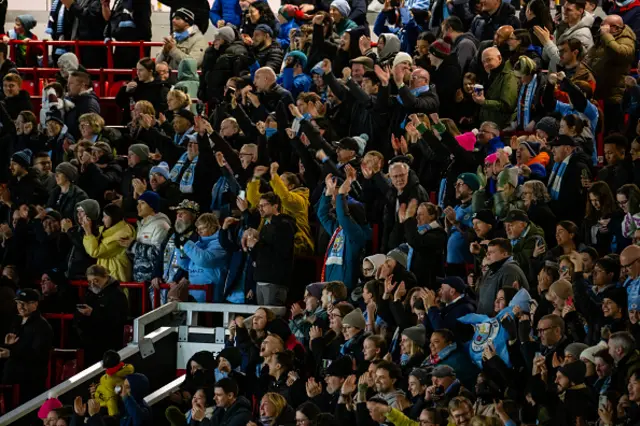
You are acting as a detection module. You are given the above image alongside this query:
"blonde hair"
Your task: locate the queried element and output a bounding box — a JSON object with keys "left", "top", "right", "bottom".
{"left": 167, "top": 89, "right": 191, "bottom": 110}
{"left": 79, "top": 113, "right": 105, "bottom": 134}
{"left": 195, "top": 213, "right": 220, "bottom": 234}
{"left": 262, "top": 393, "right": 287, "bottom": 422}
{"left": 135, "top": 100, "right": 156, "bottom": 116}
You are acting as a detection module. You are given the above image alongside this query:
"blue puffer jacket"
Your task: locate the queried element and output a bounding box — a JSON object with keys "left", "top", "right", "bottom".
{"left": 317, "top": 194, "right": 371, "bottom": 289}
{"left": 181, "top": 231, "right": 229, "bottom": 303}
{"left": 209, "top": 0, "right": 242, "bottom": 28}
{"left": 277, "top": 18, "right": 299, "bottom": 51}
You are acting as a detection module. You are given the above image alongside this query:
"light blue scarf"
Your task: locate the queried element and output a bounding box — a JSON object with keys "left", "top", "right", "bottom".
{"left": 173, "top": 127, "right": 195, "bottom": 147}
{"left": 548, "top": 154, "right": 571, "bottom": 200}
{"left": 517, "top": 74, "right": 538, "bottom": 128}
{"left": 169, "top": 152, "right": 198, "bottom": 194}
{"left": 396, "top": 84, "right": 430, "bottom": 106}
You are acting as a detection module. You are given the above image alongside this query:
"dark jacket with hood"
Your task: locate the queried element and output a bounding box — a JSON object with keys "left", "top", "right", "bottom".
{"left": 427, "top": 294, "right": 477, "bottom": 333}
{"left": 119, "top": 373, "right": 152, "bottom": 426}
{"left": 65, "top": 89, "right": 101, "bottom": 139}
{"left": 2, "top": 90, "right": 33, "bottom": 120}
{"left": 78, "top": 158, "right": 123, "bottom": 205}
{"left": 251, "top": 213, "right": 296, "bottom": 287}
{"left": 477, "top": 257, "right": 529, "bottom": 315}
{"left": 470, "top": 1, "right": 521, "bottom": 42}
{"left": 181, "top": 351, "right": 217, "bottom": 397}
{"left": 403, "top": 218, "right": 447, "bottom": 289}
{"left": 377, "top": 169, "right": 430, "bottom": 251}
{"left": 200, "top": 40, "right": 253, "bottom": 106}
{"left": 74, "top": 277, "right": 128, "bottom": 363}
{"left": 115, "top": 78, "right": 169, "bottom": 119}
{"left": 451, "top": 32, "right": 479, "bottom": 74}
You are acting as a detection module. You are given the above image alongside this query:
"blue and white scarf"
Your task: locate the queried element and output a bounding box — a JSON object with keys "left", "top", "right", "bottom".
{"left": 396, "top": 84, "right": 430, "bottom": 106}
{"left": 170, "top": 152, "right": 198, "bottom": 194}
{"left": 173, "top": 127, "right": 195, "bottom": 147}
{"left": 406, "top": 222, "right": 440, "bottom": 268}
{"left": 517, "top": 74, "right": 538, "bottom": 128}
{"left": 548, "top": 154, "right": 572, "bottom": 200}
{"left": 174, "top": 26, "right": 197, "bottom": 43}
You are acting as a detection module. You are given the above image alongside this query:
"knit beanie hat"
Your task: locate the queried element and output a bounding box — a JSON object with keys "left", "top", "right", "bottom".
{"left": 38, "top": 396, "right": 63, "bottom": 419}
{"left": 138, "top": 191, "right": 160, "bottom": 212}
{"left": 580, "top": 341, "right": 608, "bottom": 364}
{"left": 565, "top": 343, "right": 589, "bottom": 360}
{"left": 429, "top": 39, "right": 451, "bottom": 59}
{"left": 306, "top": 282, "right": 326, "bottom": 300}
{"left": 387, "top": 248, "right": 408, "bottom": 269}
{"left": 485, "top": 153, "right": 498, "bottom": 165}
{"left": 287, "top": 50, "right": 308, "bottom": 68}
{"left": 279, "top": 4, "right": 300, "bottom": 20}
{"left": 536, "top": 116, "right": 559, "bottom": 140}
{"left": 128, "top": 144, "right": 150, "bottom": 162}
{"left": 76, "top": 199, "right": 101, "bottom": 221}
{"left": 457, "top": 172, "right": 481, "bottom": 192}
{"left": 409, "top": 368, "right": 430, "bottom": 385}
{"left": 520, "top": 141, "right": 541, "bottom": 157}
{"left": 150, "top": 162, "right": 170, "bottom": 180}
{"left": 513, "top": 55, "right": 537, "bottom": 77}
{"left": 17, "top": 15, "right": 37, "bottom": 33}
{"left": 102, "top": 350, "right": 121, "bottom": 369}
{"left": 333, "top": 302, "right": 355, "bottom": 318}
{"left": 342, "top": 308, "right": 366, "bottom": 330}
{"left": 548, "top": 279, "right": 573, "bottom": 301}
{"left": 174, "top": 8, "right": 195, "bottom": 26}
{"left": 602, "top": 287, "right": 627, "bottom": 311}
{"left": 402, "top": 324, "right": 426, "bottom": 348}
{"left": 217, "top": 347, "right": 242, "bottom": 370}
{"left": 55, "top": 162, "right": 78, "bottom": 183}
{"left": 330, "top": 0, "right": 351, "bottom": 17}
{"left": 497, "top": 167, "right": 519, "bottom": 189}
{"left": 473, "top": 209, "right": 496, "bottom": 227}
{"left": 215, "top": 26, "right": 236, "bottom": 43}
{"left": 353, "top": 133, "right": 369, "bottom": 156}
{"left": 11, "top": 148, "right": 33, "bottom": 168}
{"left": 558, "top": 361, "right": 586, "bottom": 384}
{"left": 392, "top": 51, "right": 413, "bottom": 68}
{"left": 325, "top": 355, "right": 353, "bottom": 377}
{"left": 46, "top": 107, "right": 64, "bottom": 126}
{"left": 297, "top": 402, "right": 322, "bottom": 422}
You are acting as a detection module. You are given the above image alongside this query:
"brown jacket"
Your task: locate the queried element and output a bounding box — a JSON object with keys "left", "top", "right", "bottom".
{"left": 585, "top": 25, "right": 636, "bottom": 103}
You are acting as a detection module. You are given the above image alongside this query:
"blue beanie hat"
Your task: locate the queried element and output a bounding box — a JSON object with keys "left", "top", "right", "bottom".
{"left": 11, "top": 148, "right": 32, "bottom": 168}
{"left": 149, "top": 162, "right": 170, "bottom": 181}
{"left": 138, "top": 191, "right": 160, "bottom": 213}
{"left": 457, "top": 172, "right": 481, "bottom": 192}
{"left": 287, "top": 50, "right": 308, "bottom": 69}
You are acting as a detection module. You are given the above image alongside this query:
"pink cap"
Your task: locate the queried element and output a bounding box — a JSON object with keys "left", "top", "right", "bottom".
{"left": 485, "top": 153, "right": 498, "bottom": 164}
{"left": 38, "top": 398, "right": 63, "bottom": 419}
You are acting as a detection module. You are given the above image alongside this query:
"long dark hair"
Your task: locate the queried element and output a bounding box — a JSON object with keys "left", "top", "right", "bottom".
{"left": 527, "top": 0, "right": 554, "bottom": 33}
{"left": 250, "top": 1, "right": 277, "bottom": 25}
{"left": 586, "top": 181, "right": 616, "bottom": 221}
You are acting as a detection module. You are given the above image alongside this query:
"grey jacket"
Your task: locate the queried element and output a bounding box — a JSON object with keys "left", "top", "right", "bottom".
{"left": 156, "top": 26, "right": 208, "bottom": 69}
{"left": 544, "top": 16, "right": 594, "bottom": 71}
{"left": 476, "top": 257, "right": 529, "bottom": 315}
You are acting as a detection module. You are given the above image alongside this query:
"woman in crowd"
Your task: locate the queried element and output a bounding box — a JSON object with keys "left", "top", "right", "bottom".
{"left": 116, "top": 57, "right": 169, "bottom": 123}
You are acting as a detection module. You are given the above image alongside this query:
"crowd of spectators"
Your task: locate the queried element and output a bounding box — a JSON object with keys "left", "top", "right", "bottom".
{"left": 7, "top": 0, "right": 640, "bottom": 424}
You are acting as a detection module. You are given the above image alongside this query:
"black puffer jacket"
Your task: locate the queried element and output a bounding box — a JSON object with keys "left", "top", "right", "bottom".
{"left": 253, "top": 42, "right": 285, "bottom": 73}
{"left": 470, "top": 2, "right": 521, "bottom": 42}
{"left": 200, "top": 41, "right": 253, "bottom": 106}
{"left": 65, "top": 90, "right": 101, "bottom": 139}
{"left": 204, "top": 396, "right": 253, "bottom": 426}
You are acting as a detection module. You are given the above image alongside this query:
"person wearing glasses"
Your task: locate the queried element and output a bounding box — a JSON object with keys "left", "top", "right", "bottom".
{"left": 525, "top": 313, "right": 570, "bottom": 390}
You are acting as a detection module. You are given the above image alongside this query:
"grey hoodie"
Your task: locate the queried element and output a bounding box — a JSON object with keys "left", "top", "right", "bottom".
{"left": 174, "top": 57, "right": 200, "bottom": 101}
{"left": 544, "top": 16, "right": 594, "bottom": 71}
{"left": 451, "top": 32, "right": 478, "bottom": 74}
{"left": 477, "top": 257, "right": 529, "bottom": 315}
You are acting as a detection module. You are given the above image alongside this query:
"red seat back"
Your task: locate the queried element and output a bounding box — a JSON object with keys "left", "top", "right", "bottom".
{"left": 109, "top": 80, "right": 126, "bottom": 97}
{"left": 21, "top": 80, "right": 35, "bottom": 96}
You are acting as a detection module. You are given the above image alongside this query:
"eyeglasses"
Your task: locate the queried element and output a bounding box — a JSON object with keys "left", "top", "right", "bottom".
{"left": 329, "top": 313, "right": 342, "bottom": 319}
{"left": 536, "top": 326, "right": 555, "bottom": 334}
{"left": 621, "top": 258, "right": 640, "bottom": 269}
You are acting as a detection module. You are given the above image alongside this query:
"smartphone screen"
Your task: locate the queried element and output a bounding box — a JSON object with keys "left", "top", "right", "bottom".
{"left": 238, "top": 190, "right": 246, "bottom": 200}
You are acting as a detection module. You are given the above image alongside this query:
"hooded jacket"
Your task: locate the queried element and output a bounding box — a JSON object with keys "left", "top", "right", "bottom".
{"left": 182, "top": 351, "right": 217, "bottom": 397}
{"left": 95, "top": 363, "right": 135, "bottom": 416}
{"left": 84, "top": 220, "right": 136, "bottom": 282}
{"left": 510, "top": 221, "right": 545, "bottom": 279}
{"left": 543, "top": 16, "right": 594, "bottom": 71}
{"left": 585, "top": 24, "right": 636, "bottom": 103}
{"left": 131, "top": 213, "right": 171, "bottom": 282}
{"left": 209, "top": 0, "right": 242, "bottom": 28}
{"left": 477, "top": 257, "right": 529, "bottom": 314}
{"left": 200, "top": 40, "right": 253, "bottom": 105}
{"left": 174, "top": 58, "right": 200, "bottom": 101}
{"left": 180, "top": 231, "right": 229, "bottom": 303}
{"left": 121, "top": 373, "right": 152, "bottom": 426}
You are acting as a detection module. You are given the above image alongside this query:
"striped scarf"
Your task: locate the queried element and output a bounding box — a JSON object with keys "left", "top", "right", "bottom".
{"left": 169, "top": 152, "right": 198, "bottom": 194}
{"left": 548, "top": 154, "right": 572, "bottom": 201}
{"left": 517, "top": 74, "right": 538, "bottom": 128}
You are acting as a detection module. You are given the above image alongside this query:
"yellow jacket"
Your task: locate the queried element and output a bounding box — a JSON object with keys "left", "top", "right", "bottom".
{"left": 83, "top": 220, "right": 136, "bottom": 282}
{"left": 247, "top": 174, "right": 313, "bottom": 255}
{"left": 94, "top": 363, "right": 135, "bottom": 416}
{"left": 386, "top": 408, "right": 418, "bottom": 426}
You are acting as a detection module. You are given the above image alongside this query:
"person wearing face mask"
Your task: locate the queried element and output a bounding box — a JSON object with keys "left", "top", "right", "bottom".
{"left": 73, "top": 264, "right": 127, "bottom": 365}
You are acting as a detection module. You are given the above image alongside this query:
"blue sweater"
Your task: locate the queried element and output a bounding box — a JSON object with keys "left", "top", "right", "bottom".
{"left": 373, "top": 7, "right": 425, "bottom": 54}
{"left": 317, "top": 194, "right": 370, "bottom": 289}
{"left": 446, "top": 202, "right": 474, "bottom": 264}
{"left": 277, "top": 19, "right": 299, "bottom": 51}
{"left": 181, "top": 232, "right": 229, "bottom": 302}
{"left": 277, "top": 68, "right": 312, "bottom": 100}
{"left": 209, "top": 0, "right": 242, "bottom": 27}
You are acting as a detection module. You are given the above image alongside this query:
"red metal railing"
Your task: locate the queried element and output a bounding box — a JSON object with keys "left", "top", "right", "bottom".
{"left": 8, "top": 40, "right": 164, "bottom": 69}
{"left": 0, "top": 385, "right": 20, "bottom": 415}
{"left": 70, "top": 280, "right": 148, "bottom": 313}
{"left": 42, "top": 313, "right": 74, "bottom": 349}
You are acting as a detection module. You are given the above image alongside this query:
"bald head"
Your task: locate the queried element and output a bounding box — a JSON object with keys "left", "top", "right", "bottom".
{"left": 482, "top": 47, "right": 502, "bottom": 73}
{"left": 254, "top": 67, "right": 277, "bottom": 92}
{"left": 621, "top": 245, "right": 640, "bottom": 279}
{"left": 495, "top": 25, "right": 514, "bottom": 46}
{"left": 410, "top": 68, "right": 430, "bottom": 89}
{"left": 604, "top": 15, "right": 625, "bottom": 35}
